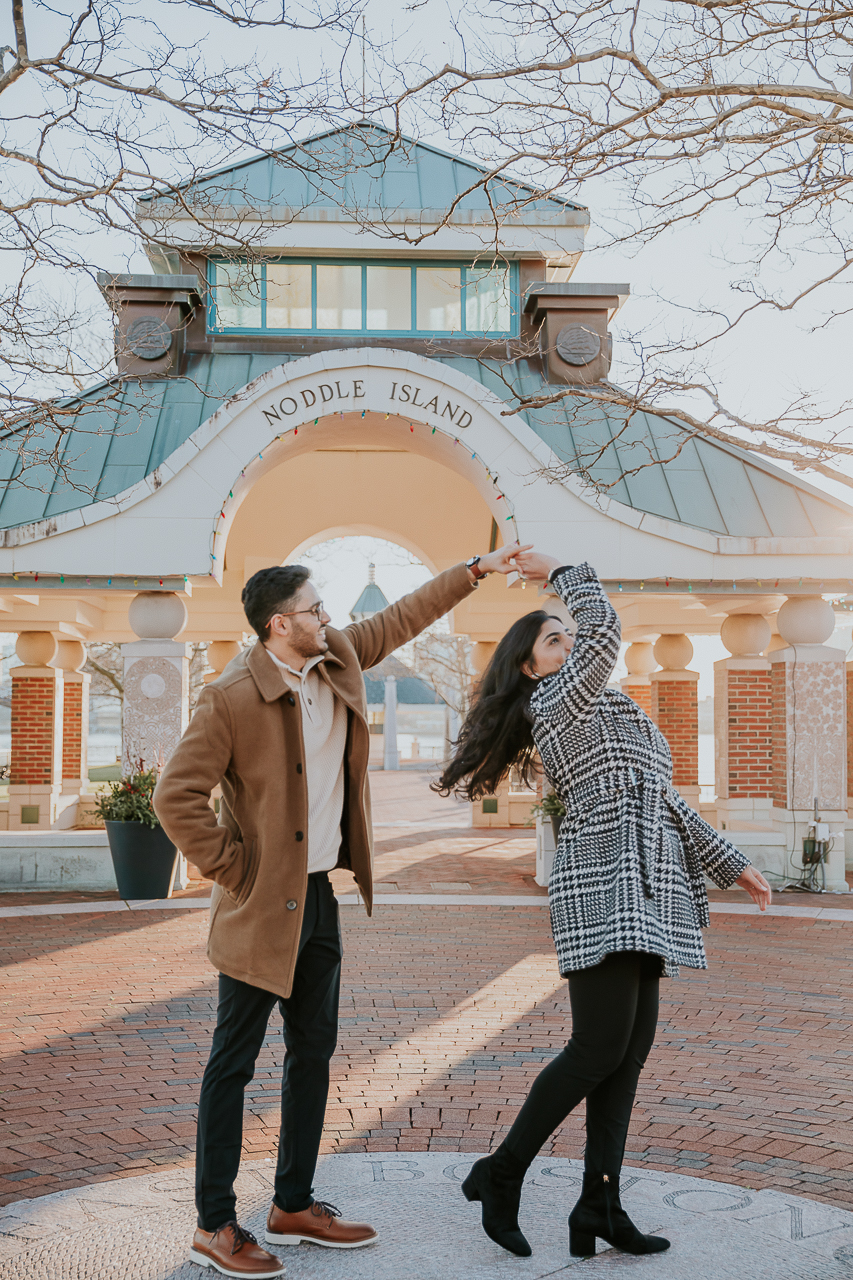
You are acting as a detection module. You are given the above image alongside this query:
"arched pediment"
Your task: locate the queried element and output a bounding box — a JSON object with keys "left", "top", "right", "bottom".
{"left": 0, "top": 349, "right": 851, "bottom": 588}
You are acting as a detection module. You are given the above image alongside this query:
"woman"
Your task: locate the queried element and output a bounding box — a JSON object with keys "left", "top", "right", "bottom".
{"left": 437, "top": 554, "right": 771, "bottom": 1260}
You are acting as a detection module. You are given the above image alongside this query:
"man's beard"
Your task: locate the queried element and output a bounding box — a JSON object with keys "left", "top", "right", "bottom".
{"left": 290, "top": 616, "right": 329, "bottom": 660}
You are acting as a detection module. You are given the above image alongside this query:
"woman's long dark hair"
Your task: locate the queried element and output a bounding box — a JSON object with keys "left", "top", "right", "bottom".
{"left": 434, "top": 610, "right": 559, "bottom": 801}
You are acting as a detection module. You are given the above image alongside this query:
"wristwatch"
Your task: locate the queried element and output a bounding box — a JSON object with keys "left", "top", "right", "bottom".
{"left": 466, "top": 555, "right": 488, "bottom": 581}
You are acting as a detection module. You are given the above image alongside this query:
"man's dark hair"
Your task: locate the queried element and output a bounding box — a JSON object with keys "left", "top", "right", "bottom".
{"left": 242, "top": 565, "right": 312, "bottom": 640}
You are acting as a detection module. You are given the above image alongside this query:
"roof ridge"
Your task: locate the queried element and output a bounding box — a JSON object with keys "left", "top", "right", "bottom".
{"left": 137, "top": 118, "right": 585, "bottom": 213}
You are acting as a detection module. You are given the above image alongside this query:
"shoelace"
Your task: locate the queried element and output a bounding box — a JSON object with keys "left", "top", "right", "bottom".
{"left": 311, "top": 1200, "right": 342, "bottom": 1220}
{"left": 221, "top": 1222, "right": 260, "bottom": 1255}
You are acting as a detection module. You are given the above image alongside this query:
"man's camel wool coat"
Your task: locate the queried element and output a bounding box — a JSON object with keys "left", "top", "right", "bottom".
{"left": 154, "top": 563, "right": 475, "bottom": 998}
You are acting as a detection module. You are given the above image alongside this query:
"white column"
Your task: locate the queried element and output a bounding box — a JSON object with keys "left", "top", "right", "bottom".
{"left": 122, "top": 592, "right": 189, "bottom": 772}
{"left": 771, "top": 595, "right": 847, "bottom": 891}
{"left": 383, "top": 676, "right": 400, "bottom": 771}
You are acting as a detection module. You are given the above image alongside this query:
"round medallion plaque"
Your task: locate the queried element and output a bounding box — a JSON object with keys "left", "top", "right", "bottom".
{"left": 555, "top": 324, "right": 600, "bottom": 366}
{"left": 126, "top": 317, "right": 172, "bottom": 360}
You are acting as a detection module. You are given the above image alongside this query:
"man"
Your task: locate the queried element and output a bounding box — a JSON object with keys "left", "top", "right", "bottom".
{"left": 154, "top": 542, "right": 526, "bottom": 1278}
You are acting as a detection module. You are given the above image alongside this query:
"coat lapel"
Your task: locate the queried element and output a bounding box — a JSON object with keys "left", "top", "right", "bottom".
{"left": 246, "top": 641, "right": 289, "bottom": 703}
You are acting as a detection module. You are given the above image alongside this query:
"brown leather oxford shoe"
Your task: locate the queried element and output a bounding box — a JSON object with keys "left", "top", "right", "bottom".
{"left": 265, "top": 1199, "right": 378, "bottom": 1249}
{"left": 190, "top": 1221, "right": 285, "bottom": 1277}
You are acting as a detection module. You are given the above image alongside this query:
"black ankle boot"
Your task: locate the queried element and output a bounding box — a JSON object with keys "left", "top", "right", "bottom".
{"left": 568, "top": 1172, "right": 670, "bottom": 1257}
{"left": 462, "top": 1145, "right": 532, "bottom": 1257}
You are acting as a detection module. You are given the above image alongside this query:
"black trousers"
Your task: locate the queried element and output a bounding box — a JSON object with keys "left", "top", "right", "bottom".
{"left": 503, "top": 950, "right": 660, "bottom": 1173}
{"left": 195, "top": 872, "right": 342, "bottom": 1230}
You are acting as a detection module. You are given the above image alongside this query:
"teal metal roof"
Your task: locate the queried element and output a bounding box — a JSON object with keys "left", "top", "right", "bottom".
{"left": 1, "top": 351, "right": 850, "bottom": 541}
{"left": 139, "top": 121, "right": 583, "bottom": 218}
{"left": 350, "top": 581, "right": 390, "bottom": 618}
{"left": 364, "top": 674, "right": 442, "bottom": 704}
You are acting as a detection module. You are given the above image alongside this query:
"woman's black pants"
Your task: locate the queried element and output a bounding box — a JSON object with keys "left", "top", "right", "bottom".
{"left": 503, "top": 950, "right": 660, "bottom": 1174}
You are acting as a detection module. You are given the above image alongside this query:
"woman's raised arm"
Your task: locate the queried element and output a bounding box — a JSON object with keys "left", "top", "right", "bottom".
{"left": 525, "top": 562, "right": 621, "bottom": 727}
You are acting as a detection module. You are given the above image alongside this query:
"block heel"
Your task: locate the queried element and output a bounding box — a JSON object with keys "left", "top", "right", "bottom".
{"left": 569, "top": 1229, "right": 596, "bottom": 1257}
{"left": 461, "top": 1153, "right": 531, "bottom": 1257}
{"left": 461, "top": 1173, "right": 481, "bottom": 1203}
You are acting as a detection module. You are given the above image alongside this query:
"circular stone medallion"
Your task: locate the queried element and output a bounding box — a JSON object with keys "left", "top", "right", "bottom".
{"left": 4, "top": 1155, "right": 853, "bottom": 1279}
{"left": 140, "top": 673, "right": 167, "bottom": 699}
{"left": 556, "top": 324, "right": 600, "bottom": 366}
{"left": 126, "top": 317, "right": 172, "bottom": 360}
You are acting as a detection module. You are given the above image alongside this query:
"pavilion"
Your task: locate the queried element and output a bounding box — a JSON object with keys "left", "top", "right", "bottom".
{"left": 0, "top": 121, "right": 850, "bottom": 891}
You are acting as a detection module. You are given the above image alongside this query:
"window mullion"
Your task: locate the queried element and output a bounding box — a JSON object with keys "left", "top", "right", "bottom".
{"left": 261, "top": 261, "right": 267, "bottom": 331}
{"left": 461, "top": 265, "right": 467, "bottom": 334}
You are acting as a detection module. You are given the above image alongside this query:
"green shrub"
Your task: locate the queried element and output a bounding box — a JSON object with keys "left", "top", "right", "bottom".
{"left": 529, "top": 791, "right": 566, "bottom": 823}
{"left": 93, "top": 768, "right": 159, "bottom": 828}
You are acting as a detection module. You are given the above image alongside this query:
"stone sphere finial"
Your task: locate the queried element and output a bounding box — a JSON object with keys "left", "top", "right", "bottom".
{"left": 624, "top": 641, "right": 656, "bottom": 676}
{"left": 128, "top": 591, "right": 188, "bottom": 640}
{"left": 776, "top": 596, "right": 835, "bottom": 646}
{"left": 54, "top": 640, "right": 87, "bottom": 672}
{"left": 15, "top": 631, "right": 58, "bottom": 668}
{"left": 653, "top": 633, "right": 693, "bottom": 671}
{"left": 720, "top": 614, "right": 772, "bottom": 658}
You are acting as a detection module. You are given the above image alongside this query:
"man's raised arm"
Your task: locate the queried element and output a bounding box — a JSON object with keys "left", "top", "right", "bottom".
{"left": 342, "top": 544, "right": 528, "bottom": 671}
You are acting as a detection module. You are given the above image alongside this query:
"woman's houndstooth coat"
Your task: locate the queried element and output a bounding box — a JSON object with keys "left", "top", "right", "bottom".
{"left": 530, "top": 563, "right": 750, "bottom": 978}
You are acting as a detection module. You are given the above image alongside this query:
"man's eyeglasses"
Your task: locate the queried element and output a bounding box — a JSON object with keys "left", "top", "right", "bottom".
{"left": 270, "top": 600, "right": 325, "bottom": 626}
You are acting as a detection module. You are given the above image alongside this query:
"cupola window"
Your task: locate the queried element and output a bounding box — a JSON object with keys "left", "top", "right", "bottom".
{"left": 209, "top": 259, "right": 516, "bottom": 336}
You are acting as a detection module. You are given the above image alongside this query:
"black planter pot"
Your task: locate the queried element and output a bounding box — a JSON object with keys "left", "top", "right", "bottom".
{"left": 105, "top": 821, "right": 178, "bottom": 899}
{"left": 551, "top": 814, "right": 564, "bottom": 846}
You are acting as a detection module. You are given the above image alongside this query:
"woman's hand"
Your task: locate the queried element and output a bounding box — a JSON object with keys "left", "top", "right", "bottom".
{"left": 477, "top": 542, "right": 533, "bottom": 576}
{"left": 735, "top": 866, "right": 772, "bottom": 911}
{"left": 513, "top": 550, "right": 563, "bottom": 583}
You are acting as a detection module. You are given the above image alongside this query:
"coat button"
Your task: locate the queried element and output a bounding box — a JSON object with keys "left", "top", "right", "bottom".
{"left": 287, "top": 694, "right": 296, "bottom": 706}
{"left": 286, "top": 900, "right": 297, "bottom": 910}
{"left": 295, "top": 831, "right": 304, "bottom": 841}
{"left": 296, "top": 763, "right": 302, "bottom": 774}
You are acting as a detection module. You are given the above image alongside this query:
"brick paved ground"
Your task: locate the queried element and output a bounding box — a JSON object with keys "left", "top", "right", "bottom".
{"left": 3, "top": 896, "right": 853, "bottom": 1213}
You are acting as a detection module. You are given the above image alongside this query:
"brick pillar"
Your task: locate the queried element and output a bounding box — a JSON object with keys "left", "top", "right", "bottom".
{"left": 54, "top": 640, "right": 90, "bottom": 792}
{"left": 771, "top": 595, "right": 847, "bottom": 890}
{"left": 9, "top": 632, "right": 64, "bottom": 830}
{"left": 650, "top": 634, "right": 699, "bottom": 807}
{"left": 715, "top": 614, "right": 773, "bottom": 828}
{"left": 620, "top": 641, "right": 656, "bottom": 714}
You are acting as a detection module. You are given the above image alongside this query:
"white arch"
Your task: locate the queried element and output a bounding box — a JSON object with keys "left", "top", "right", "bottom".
{"left": 1, "top": 348, "right": 848, "bottom": 583}
{"left": 284, "top": 527, "right": 439, "bottom": 576}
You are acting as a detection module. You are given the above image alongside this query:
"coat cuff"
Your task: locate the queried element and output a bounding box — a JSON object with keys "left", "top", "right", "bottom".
{"left": 548, "top": 563, "right": 596, "bottom": 593}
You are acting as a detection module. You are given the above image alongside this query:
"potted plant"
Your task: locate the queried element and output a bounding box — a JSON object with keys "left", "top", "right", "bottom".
{"left": 94, "top": 765, "right": 178, "bottom": 899}
{"left": 530, "top": 790, "right": 567, "bottom": 845}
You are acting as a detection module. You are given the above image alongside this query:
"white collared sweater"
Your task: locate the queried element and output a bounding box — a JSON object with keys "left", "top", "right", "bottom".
{"left": 265, "top": 648, "right": 347, "bottom": 874}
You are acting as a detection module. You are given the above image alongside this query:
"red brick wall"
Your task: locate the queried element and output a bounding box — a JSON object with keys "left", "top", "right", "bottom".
{"left": 771, "top": 662, "right": 788, "bottom": 808}
{"left": 848, "top": 668, "right": 853, "bottom": 800}
{"left": 726, "top": 670, "right": 773, "bottom": 798}
{"left": 623, "top": 682, "right": 652, "bottom": 715}
{"left": 651, "top": 678, "right": 698, "bottom": 788}
{"left": 62, "top": 680, "right": 83, "bottom": 780}
{"left": 11, "top": 676, "right": 58, "bottom": 785}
